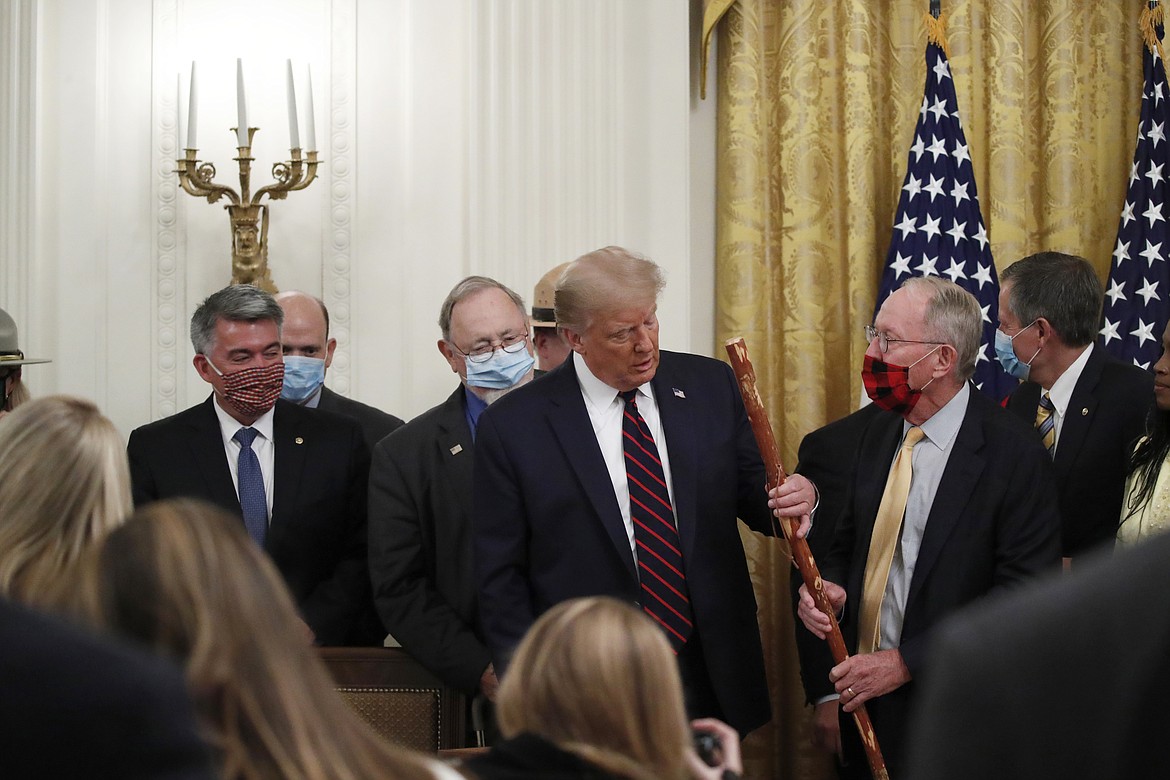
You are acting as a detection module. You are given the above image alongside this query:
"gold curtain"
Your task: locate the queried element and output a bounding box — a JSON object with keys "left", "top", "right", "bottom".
{"left": 711, "top": 2, "right": 1145, "bottom": 777}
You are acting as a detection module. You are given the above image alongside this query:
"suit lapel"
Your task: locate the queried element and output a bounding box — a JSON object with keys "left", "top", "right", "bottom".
{"left": 547, "top": 360, "right": 636, "bottom": 578}
{"left": 436, "top": 386, "right": 475, "bottom": 522}
{"left": 906, "top": 391, "right": 986, "bottom": 607}
{"left": 271, "top": 401, "right": 307, "bottom": 536}
{"left": 188, "top": 397, "right": 243, "bottom": 511}
{"left": 652, "top": 361, "right": 699, "bottom": 561}
{"left": 1052, "top": 348, "right": 1103, "bottom": 484}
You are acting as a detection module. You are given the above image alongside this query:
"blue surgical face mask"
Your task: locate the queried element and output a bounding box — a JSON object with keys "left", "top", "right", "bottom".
{"left": 465, "top": 346, "right": 535, "bottom": 390}
{"left": 281, "top": 355, "right": 327, "bottom": 403}
{"left": 994, "top": 320, "right": 1040, "bottom": 380}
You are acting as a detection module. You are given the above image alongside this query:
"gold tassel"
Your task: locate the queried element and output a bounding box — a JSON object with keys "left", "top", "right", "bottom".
{"left": 923, "top": 12, "right": 951, "bottom": 60}
{"left": 1140, "top": 3, "right": 1168, "bottom": 70}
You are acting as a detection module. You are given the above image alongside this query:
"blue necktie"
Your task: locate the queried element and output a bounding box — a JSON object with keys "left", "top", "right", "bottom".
{"left": 620, "top": 389, "right": 693, "bottom": 652}
{"left": 233, "top": 427, "right": 268, "bottom": 545}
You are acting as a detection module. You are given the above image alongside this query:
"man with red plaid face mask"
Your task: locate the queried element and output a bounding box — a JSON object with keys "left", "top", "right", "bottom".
{"left": 128, "top": 284, "right": 379, "bottom": 646}
{"left": 792, "top": 276, "right": 1062, "bottom": 779}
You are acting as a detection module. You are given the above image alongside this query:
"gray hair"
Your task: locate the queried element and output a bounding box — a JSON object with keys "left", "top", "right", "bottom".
{"left": 555, "top": 247, "right": 665, "bottom": 332}
{"left": 1000, "top": 252, "right": 1102, "bottom": 347}
{"left": 190, "top": 285, "right": 284, "bottom": 355}
{"left": 438, "top": 276, "right": 527, "bottom": 342}
{"left": 902, "top": 276, "right": 982, "bottom": 382}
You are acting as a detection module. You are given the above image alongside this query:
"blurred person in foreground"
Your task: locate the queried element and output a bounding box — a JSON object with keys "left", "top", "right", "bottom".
{"left": 0, "top": 395, "right": 131, "bottom": 609}
{"left": 61, "top": 498, "right": 463, "bottom": 780}
{"left": 465, "top": 596, "right": 742, "bottom": 780}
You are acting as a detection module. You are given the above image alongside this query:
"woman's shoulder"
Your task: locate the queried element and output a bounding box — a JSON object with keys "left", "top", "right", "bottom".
{"left": 463, "top": 733, "right": 620, "bottom": 780}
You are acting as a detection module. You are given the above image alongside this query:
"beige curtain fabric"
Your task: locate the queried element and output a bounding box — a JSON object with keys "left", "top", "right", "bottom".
{"left": 711, "top": 2, "right": 1145, "bottom": 778}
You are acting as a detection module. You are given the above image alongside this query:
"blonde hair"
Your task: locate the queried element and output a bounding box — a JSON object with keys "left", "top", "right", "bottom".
{"left": 0, "top": 395, "right": 131, "bottom": 606}
{"left": 497, "top": 597, "right": 692, "bottom": 780}
{"left": 554, "top": 247, "right": 665, "bottom": 332}
{"left": 64, "top": 499, "right": 436, "bottom": 780}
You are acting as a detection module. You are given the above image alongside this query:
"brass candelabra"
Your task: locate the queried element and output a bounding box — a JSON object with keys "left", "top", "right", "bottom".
{"left": 175, "top": 127, "right": 318, "bottom": 292}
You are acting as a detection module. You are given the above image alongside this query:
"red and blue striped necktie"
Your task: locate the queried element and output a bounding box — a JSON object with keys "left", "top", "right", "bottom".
{"left": 620, "top": 389, "right": 693, "bottom": 651}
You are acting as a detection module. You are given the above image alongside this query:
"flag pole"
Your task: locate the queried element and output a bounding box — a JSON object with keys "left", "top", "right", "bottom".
{"left": 930, "top": 0, "right": 940, "bottom": 19}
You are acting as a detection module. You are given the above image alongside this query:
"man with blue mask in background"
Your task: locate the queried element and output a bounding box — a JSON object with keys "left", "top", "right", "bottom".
{"left": 367, "top": 276, "right": 535, "bottom": 744}
{"left": 274, "top": 291, "right": 404, "bottom": 453}
{"left": 997, "top": 252, "right": 1152, "bottom": 566}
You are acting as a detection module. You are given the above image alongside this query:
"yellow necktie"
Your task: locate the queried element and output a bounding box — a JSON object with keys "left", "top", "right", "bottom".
{"left": 858, "top": 425, "right": 925, "bottom": 655}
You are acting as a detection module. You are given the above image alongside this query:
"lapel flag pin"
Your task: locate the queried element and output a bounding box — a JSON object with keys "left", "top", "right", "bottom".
{"left": 294, "top": 437, "right": 304, "bottom": 445}
{"left": 450, "top": 444, "right": 463, "bottom": 455}
{"left": 673, "top": 388, "right": 685, "bottom": 398}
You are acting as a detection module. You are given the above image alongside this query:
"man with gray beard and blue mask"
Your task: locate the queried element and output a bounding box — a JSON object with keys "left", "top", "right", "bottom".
{"left": 367, "top": 276, "right": 536, "bottom": 744}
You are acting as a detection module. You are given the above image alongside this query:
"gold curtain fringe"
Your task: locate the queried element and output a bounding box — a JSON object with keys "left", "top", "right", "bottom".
{"left": 923, "top": 12, "right": 951, "bottom": 60}
{"left": 1140, "top": 3, "right": 1167, "bottom": 70}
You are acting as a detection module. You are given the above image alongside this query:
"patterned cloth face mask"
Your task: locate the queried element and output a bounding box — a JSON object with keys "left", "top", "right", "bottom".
{"left": 861, "top": 346, "right": 941, "bottom": 415}
{"left": 206, "top": 359, "right": 286, "bottom": 417}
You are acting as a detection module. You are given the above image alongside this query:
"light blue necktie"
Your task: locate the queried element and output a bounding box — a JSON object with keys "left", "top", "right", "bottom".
{"left": 233, "top": 427, "right": 268, "bottom": 545}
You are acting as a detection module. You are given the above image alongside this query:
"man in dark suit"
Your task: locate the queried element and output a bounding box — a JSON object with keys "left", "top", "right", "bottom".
{"left": 473, "top": 247, "right": 816, "bottom": 737}
{"left": 996, "top": 252, "right": 1152, "bottom": 564}
{"left": 275, "top": 290, "right": 405, "bottom": 451}
{"left": 128, "top": 285, "right": 373, "bottom": 646}
{"left": 907, "top": 532, "right": 1170, "bottom": 780}
{"left": 0, "top": 597, "right": 213, "bottom": 779}
{"left": 790, "top": 403, "right": 885, "bottom": 765}
{"left": 797, "top": 276, "right": 1062, "bottom": 778}
{"left": 369, "top": 276, "right": 536, "bottom": 708}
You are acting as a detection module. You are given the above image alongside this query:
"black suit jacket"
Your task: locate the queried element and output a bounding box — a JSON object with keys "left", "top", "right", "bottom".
{"left": 473, "top": 352, "right": 774, "bottom": 736}
{"left": 791, "top": 403, "right": 886, "bottom": 704}
{"left": 317, "top": 386, "right": 405, "bottom": 452}
{"left": 368, "top": 385, "right": 491, "bottom": 693}
{"left": 0, "top": 599, "right": 213, "bottom": 779}
{"left": 822, "top": 388, "right": 1062, "bottom": 776}
{"left": 1005, "top": 346, "right": 1152, "bottom": 557}
{"left": 128, "top": 397, "right": 373, "bottom": 646}
{"left": 907, "top": 533, "right": 1170, "bottom": 780}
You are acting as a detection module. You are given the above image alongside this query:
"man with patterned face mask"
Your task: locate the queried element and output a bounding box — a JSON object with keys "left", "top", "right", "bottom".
{"left": 795, "top": 275, "right": 1061, "bottom": 779}
{"left": 128, "top": 284, "right": 377, "bottom": 646}
{"left": 367, "top": 276, "right": 535, "bottom": 743}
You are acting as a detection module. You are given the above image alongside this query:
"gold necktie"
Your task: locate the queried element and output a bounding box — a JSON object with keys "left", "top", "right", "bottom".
{"left": 858, "top": 425, "right": 925, "bottom": 655}
{"left": 1035, "top": 392, "right": 1056, "bottom": 455}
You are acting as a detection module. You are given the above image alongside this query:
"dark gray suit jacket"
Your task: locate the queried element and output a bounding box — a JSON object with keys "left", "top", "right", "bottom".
{"left": 1005, "top": 346, "right": 1152, "bottom": 557}
{"left": 128, "top": 397, "right": 373, "bottom": 646}
{"left": 368, "top": 385, "right": 491, "bottom": 693}
{"left": 317, "top": 386, "right": 405, "bottom": 452}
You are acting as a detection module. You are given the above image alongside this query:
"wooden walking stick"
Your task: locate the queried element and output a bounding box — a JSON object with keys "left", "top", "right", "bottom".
{"left": 725, "top": 337, "right": 889, "bottom": 780}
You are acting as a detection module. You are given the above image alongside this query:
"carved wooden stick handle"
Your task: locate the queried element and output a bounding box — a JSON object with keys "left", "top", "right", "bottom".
{"left": 724, "top": 337, "right": 889, "bottom": 780}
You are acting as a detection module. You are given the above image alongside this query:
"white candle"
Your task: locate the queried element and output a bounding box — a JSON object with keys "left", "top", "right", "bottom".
{"left": 186, "top": 61, "right": 198, "bottom": 149}
{"left": 176, "top": 73, "right": 183, "bottom": 150}
{"left": 304, "top": 64, "right": 316, "bottom": 151}
{"left": 286, "top": 59, "right": 300, "bottom": 150}
{"left": 236, "top": 58, "right": 248, "bottom": 148}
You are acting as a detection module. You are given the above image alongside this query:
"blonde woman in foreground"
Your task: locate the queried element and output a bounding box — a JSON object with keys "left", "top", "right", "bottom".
{"left": 63, "top": 498, "right": 464, "bottom": 780}
{"left": 0, "top": 395, "right": 131, "bottom": 608}
{"left": 465, "top": 597, "right": 742, "bottom": 780}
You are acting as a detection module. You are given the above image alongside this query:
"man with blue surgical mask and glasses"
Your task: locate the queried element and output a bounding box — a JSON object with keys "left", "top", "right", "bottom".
{"left": 997, "top": 253, "right": 1152, "bottom": 566}
{"left": 274, "top": 291, "right": 405, "bottom": 453}
{"left": 368, "top": 276, "right": 536, "bottom": 745}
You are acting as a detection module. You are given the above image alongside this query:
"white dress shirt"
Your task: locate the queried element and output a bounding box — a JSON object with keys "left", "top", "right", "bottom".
{"left": 211, "top": 397, "right": 276, "bottom": 521}
{"left": 572, "top": 352, "right": 677, "bottom": 556}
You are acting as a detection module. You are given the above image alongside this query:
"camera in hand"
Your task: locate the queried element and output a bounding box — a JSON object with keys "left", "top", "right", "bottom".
{"left": 693, "top": 730, "right": 721, "bottom": 767}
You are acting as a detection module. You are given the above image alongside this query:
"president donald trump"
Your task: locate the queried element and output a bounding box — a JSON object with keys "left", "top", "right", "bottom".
{"left": 473, "top": 246, "right": 814, "bottom": 736}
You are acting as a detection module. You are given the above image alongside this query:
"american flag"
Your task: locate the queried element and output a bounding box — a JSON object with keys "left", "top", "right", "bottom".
{"left": 874, "top": 37, "right": 1014, "bottom": 400}
{"left": 1100, "top": 6, "right": 1169, "bottom": 370}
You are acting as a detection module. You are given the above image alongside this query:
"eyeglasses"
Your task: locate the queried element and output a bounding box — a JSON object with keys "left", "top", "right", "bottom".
{"left": 451, "top": 332, "right": 529, "bottom": 364}
{"left": 864, "top": 325, "right": 946, "bottom": 354}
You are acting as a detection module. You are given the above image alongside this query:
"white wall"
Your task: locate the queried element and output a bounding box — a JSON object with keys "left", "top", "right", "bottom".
{"left": 2, "top": 0, "right": 716, "bottom": 435}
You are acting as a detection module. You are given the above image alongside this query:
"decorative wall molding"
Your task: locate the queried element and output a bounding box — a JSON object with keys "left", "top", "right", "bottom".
{"left": 324, "top": 0, "right": 355, "bottom": 395}
{"left": 151, "top": 0, "right": 182, "bottom": 417}
{"left": 0, "top": 0, "right": 36, "bottom": 332}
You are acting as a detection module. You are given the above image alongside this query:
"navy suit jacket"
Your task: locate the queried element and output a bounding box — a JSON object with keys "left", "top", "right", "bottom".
{"left": 127, "top": 397, "right": 373, "bottom": 646}
{"left": 1005, "top": 346, "right": 1152, "bottom": 557}
{"left": 473, "top": 351, "right": 774, "bottom": 735}
{"left": 317, "top": 385, "right": 405, "bottom": 453}
{"left": 822, "top": 388, "right": 1062, "bottom": 776}
{"left": 369, "top": 385, "right": 492, "bottom": 693}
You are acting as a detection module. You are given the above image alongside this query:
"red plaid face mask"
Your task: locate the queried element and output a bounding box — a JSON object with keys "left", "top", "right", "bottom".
{"left": 206, "top": 359, "right": 285, "bottom": 418}
{"left": 861, "top": 347, "right": 939, "bottom": 415}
